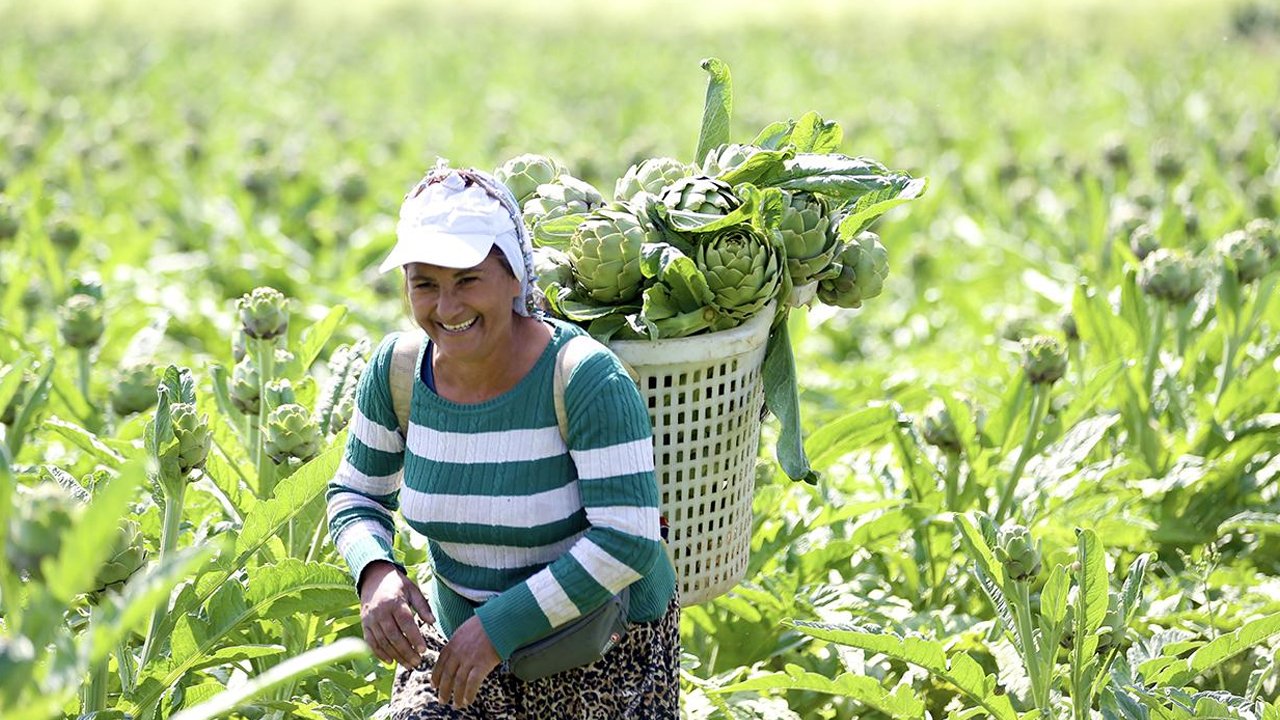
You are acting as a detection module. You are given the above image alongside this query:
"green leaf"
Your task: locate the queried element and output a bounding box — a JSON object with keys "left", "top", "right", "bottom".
{"left": 45, "top": 457, "right": 147, "bottom": 603}
{"left": 1146, "top": 611, "right": 1280, "bottom": 687}
{"left": 694, "top": 57, "right": 732, "bottom": 164}
{"left": 762, "top": 323, "right": 816, "bottom": 483}
{"left": 296, "top": 306, "right": 348, "bottom": 373}
{"left": 954, "top": 512, "right": 1006, "bottom": 587}
{"left": 717, "top": 148, "right": 793, "bottom": 187}
{"left": 1073, "top": 528, "right": 1109, "bottom": 656}
{"left": 836, "top": 177, "right": 928, "bottom": 239}
{"left": 784, "top": 620, "right": 1018, "bottom": 720}
{"left": 44, "top": 416, "right": 126, "bottom": 467}
{"left": 1026, "top": 413, "right": 1119, "bottom": 487}
{"left": 786, "top": 112, "right": 843, "bottom": 154}
{"left": 245, "top": 559, "right": 355, "bottom": 620}
{"left": 6, "top": 357, "right": 55, "bottom": 459}
{"left": 1218, "top": 511, "right": 1280, "bottom": 536}
{"left": 1041, "top": 563, "right": 1070, "bottom": 627}
{"left": 769, "top": 154, "right": 915, "bottom": 203}
{"left": 804, "top": 404, "right": 899, "bottom": 469}
{"left": 714, "top": 665, "right": 924, "bottom": 719}
{"left": 0, "top": 354, "right": 32, "bottom": 419}
{"left": 1118, "top": 553, "right": 1150, "bottom": 628}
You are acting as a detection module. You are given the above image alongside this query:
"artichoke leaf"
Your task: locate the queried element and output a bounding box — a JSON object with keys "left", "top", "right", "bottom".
{"left": 694, "top": 57, "right": 733, "bottom": 165}
{"left": 532, "top": 212, "right": 591, "bottom": 249}
{"left": 718, "top": 148, "right": 793, "bottom": 187}
{"left": 586, "top": 315, "right": 632, "bottom": 343}
{"left": 772, "top": 154, "right": 915, "bottom": 203}
{"left": 836, "top": 177, "right": 929, "bottom": 240}
{"left": 750, "top": 112, "right": 843, "bottom": 154}
{"left": 554, "top": 291, "right": 637, "bottom": 323}
{"left": 751, "top": 120, "right": 794, "bottom": 150}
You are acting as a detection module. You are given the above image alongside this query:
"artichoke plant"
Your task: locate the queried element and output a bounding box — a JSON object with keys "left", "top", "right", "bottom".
{"left": 816, "top": 231, "right": 889, "bottom": 309}
{"left": 521, "top": 174, "right": 604, "bottom": 229}
{"left": 993, "top": 523, "right": 1041, "bottom": 582}
{"left": 237, "top": 286, "right": 290, "bottom": 341}
{"left": 229, "top": 357, "right": 261, "bottom": 414}
{"left": 1245, "top": 217, "right": 1278, "bottom": 260}
{"left": 532, "top": 246, "right": 575, "bottom": 298}
{"left": 778, "top": 190, "right": 837, "bottom": 286}
{"left": 91, "top": 518, "right": 148, "bottom": 596}
{"left": 264, "top": 403, "right": 323, "bottom": 464}
{"left": 920, "top": 398, "right": 961, "bottom": 454}
{"left": 568, "top": 209, "right": 659, "bottom": 304}
{"left": 659, "top": 175, "right": 741, "bottom": 216}
{"left": 613, "top": 157, "right": 690, "bottom": 201}
{"left": 334, "top": 163, "right": 368, "bottom": 204}
{"left": 262, "top": 378, "right": 297, "bottom": 412}
{"left": 1020, "top": 335, "right": 1068, "bottom": 386}
{"left": 59, "top": 293, "right": 104, "bottom": 349}
{"left": 1216, "top": 229, "right": 1271, "bottom": 284}
{"left": 6, "top": 483, "right": 81, "bottom": 582}
{"left": 495, "top": 153, "right": 563, "bottom": 205}
{"left": 47, "top": 215, "right": 81, "bottom": 253}
{"left": 1128, "top": 223, "right": 1159, "bottom": 261}
{"left": 700, "top": 143, "right": 762, "bottom": 178}
{"left": 170, "top": 402, "right": 211, "bottom": 476}
{"left": 110, "top": 362, "right": 159, "bottom": 416}
{"left": 695, "top": 223, "right": 784, "bottom": 326}
{"left": 1138, "top": 249, "right": 1202, "bottom": 304}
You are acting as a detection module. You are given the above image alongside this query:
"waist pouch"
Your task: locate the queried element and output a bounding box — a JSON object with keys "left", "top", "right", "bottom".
{"left": 507, "top": 587, "right": 630, "bottom": 682}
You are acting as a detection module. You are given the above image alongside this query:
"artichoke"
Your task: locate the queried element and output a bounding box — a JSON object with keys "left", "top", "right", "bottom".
{"left": 993, "top": 523, "right": 1041, "bottom": 582}
{"left": 1128, "top": 223, "right": 1159, "bottom": 261}
{"left": 1138, "top": 249, "right": 1202, "bottom": 304}
{"left": 237, "top": 287, "right": 290, "bottom": 341}
{"left": 521, "top": 174, "right": 603, "bottom": 228}
{"left": 920, "top": 398, "right": 961, "bottom": 454}
{"left": 495, "top": 153, "right": 563, "bottom": 205}
{"left": 700, "top": 143, "right": 762, "bottom": 178}
{"left": 816, "top": 232, "right": 889, "bottom": 309}
{"left": 1059, "top": 309, "right": 1079, "bottom": 343}
{"left": 264, "top": 403, "right": 323, "bottom": 464}
{"left": 170, "top": 402, "right": 211, "bottom": 475}
{"left": 7, "top": 483, "right": 81, "bottom": 581}
{"left": 568, "top": 209, "right": 658, "bottom": 304}
{"left": 613, "top": 157, "right": 690, "bottom": 201}
{"left": 532, "top": 246, "right": 575, "bottom": 298}
{"left": 263, "top": 378, "right": 297, "bottom": 412}
{"left": 91, "top": 518, "right": 148, "bottom": 596}
{"left": 231, "top": 327, "right": 247, "bottom": 363}
{"left": 229, "top": 357, "right": 261, "bottom": 415}
{"left": 659, "top": 175, "right": 741, "bottom": 216}
{"left": 1217, "top": 229, "right": 1271, "bottom": 284}
{"left": 1151, "top": 142, "right": 1185, "bottom": 181}
{"left": 59, "top": 293, "right": 104, "bottom": 349}
{"left": 1245, "top": 217, "right": 1278, "bottom": 260}
{"left": 20, "top": 279, "right": 46, "bottom": 313}
{"left": 334, "top": 164, "right": 368, "bottom": 204}
{"left": 0, "top": 195, "right": 18, "bottom": 241}
{"left": 696, "top": 223, "right": 784, "bottom": 325}
{"left": 778, "top": 191, "right": 837, "bottom": 286}
{"left": 328, "top": 395, "right": 355, "bottom": 434}
{"left": 1020, "top": 335, "right": 1068, "bottom": 386}
{"left": 110, "top": 363, "right": 159, "bottom": 416}
{"left": 47, "top": 215, "right": 81, "bottom": 253}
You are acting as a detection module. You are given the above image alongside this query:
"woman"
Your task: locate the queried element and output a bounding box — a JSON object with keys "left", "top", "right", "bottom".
{"left": 326, "top": 163, "right": 679, "bottom": 719}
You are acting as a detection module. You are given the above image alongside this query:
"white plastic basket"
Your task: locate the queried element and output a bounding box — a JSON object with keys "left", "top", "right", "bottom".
{"left": 609, "top": 303, "right": 775, "bottom": 605}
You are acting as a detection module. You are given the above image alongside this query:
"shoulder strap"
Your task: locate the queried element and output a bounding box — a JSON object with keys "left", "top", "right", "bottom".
{"left": 389, "top": 332, "right": 425, "bottom": 437}
{"left": 553, "top": 335, "right": 613, "bottom": 444}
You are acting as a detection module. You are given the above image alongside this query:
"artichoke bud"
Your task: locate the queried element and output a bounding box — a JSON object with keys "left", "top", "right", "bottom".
{"left": 170, "top": 402, "right": 211, "bottom": 476}
{"left": 1151, "top": 143, "right": 1185, "bottom": 181}
{"left": 919, "top": 398, "right": 962, "bottom": 454}
{"left": 1245, "top": 218, "right": 1278, "bottom": 260}
{"left": 659, "top": 175, "right": 741, "bottom": 216}
{"left": 229, "top": 357, "right": 261, "bottom": 415}
{"left": 6, "top": 483, "right": 82, "bottom": 581}
{"left": 240, "top": 163, "right": 275, "bottom": 202}
{"left": 69, "top": 274, "right": 104, "bottom": 300}
{"left": 779, "top": 191, "right": 837, "bottom": 286}
{"left": 495, "top": 153, "right": 563, "bottom": 206}
{"left": 1102, "top": 137, "right": 1130, "bottom": 171}
{"left": 59, "top": 293, "right": 105, "bottom": 349}
{"left": 993, "top": 524, "right": 1042, "bottom": 582}
{"left": 1128, "top": 223, "right": 1159, "bottom": 261}
{"left": 816, "top": 232, "right": 889, "bottom": 309}
{"left": 264, "top": 403, "right": 323, "bottom": 464}
{"left": 700, "top": 143, "right": 762, "bottom": 178}
{"left": 568, "top": 209, "right": 654, "bottom": 304}
{"left": 696, "top": 223, "right": 784, "bottom": 322}
{"left": 231, "top": 327, "right": 247, "bottom": 363}
{"left": 91, "top": 518, "right": 148, "bottom": 597}
{"left": 532, "top": 246, "right": 575, "bottom": 297}
{"left": 1059, "top": 309, "right": 1079, "bottom": 343}
{"left": 21, "top": 280, "right": 46, "bottom": 313}
{"left": 1020, "top": 335, "right": 1068, "bottom": 385}
{"left": 0, "top": 195, "right": 19, "bottom": 241}
{"left": 110, "top": 363, "right": 159, "bottom": 416}
{"left": 47, "top": 215, "right": 81, "bottom": 253}
{"left": 334, "top": 164, "right": 368, "bottom": 204}
{"left": 1216, "top": 229, "right": 1271, "bottom": 284}
{"left": 613, "top": 157, "right": 690, "bottom": 201}
{"left": 328, "top": 394, "right": 355, "bottom": 434}
{"left": 1138, "top": 249, "right": 1202, "bottom": 304}
{"left": 521, "top": 174, "right": 604, "bottom": 228}
{"left": 237, "top": 287, "right": 290, "bottom": 340}
{"left": 262, "top": 378, "right": 296, "bottom": 411}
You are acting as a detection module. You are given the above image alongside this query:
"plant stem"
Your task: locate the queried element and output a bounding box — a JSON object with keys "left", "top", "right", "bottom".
{"left": 254, "top": 339, "right": 276, "bottom": 499}
{"left": 1142, "top": 306, "right": 1164, "bottom": 406}
{"left": 82, "top": 653, "right": 109, "bottom": 714}
{"left": 142, "top": 479, "right": 186, "bottom": 665}
{"left": 995, "top": 384, "right": 1049, "bottom": 523}
{"left": 1010, "top": 581, "right": 1052, "bottom": 718}
{"left": 117, "top": 640, "right": 136, "bottom": 694}
{"left": 944, "top": 454, "right": 960, "bottom": 511}
{"left": 77, "top": 347, "right": 91, "bottom": 402}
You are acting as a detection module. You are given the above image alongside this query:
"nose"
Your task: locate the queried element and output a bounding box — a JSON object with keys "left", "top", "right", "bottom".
{"left": 435, "top": 285, "right": 464, "bottom": 319}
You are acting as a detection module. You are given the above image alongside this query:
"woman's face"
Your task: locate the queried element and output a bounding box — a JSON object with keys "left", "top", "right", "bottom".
{"left": 404, "top": 251, "right": 522, "bottom": 362}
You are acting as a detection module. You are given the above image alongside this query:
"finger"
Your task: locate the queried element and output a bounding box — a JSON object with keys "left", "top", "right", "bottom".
{"left": 363, "top": 622, "right": 394, "bottom": 665}
{"left": 391, "top": 605, "right": 428, "bottom": 660}
{"left": 406, "top": 582, "right": 436, "bottom": 625}
{"left": 376, "top": 616, "right": 420, "bottom": 668}
{"left": 458, "top": 665, "right": 486, "bottom": 708}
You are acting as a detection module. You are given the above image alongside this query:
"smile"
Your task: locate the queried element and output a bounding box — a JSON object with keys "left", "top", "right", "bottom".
{"left": 440, "top": 317, "right": 477, "bottom": 333}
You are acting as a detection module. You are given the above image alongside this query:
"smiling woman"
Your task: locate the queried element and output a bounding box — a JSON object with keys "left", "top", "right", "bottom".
{"left": 325, "top": 163, "right": 680, "bottom": 719}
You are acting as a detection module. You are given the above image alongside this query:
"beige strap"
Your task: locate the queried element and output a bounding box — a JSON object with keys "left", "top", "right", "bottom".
{"left": 390, "top": 332, "right": 425, "bottom": 436}
{"left": 553, "top": 335, "right": 618, "bottom": 444}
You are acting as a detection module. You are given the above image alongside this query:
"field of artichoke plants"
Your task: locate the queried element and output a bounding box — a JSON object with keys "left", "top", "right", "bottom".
{"left": 3, "top": 0, "right": 1280, "bottom": 717}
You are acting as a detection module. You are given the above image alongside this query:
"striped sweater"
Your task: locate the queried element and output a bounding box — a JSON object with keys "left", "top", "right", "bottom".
{"left": 326, "top": 319, "right": 677, "bottom": 659}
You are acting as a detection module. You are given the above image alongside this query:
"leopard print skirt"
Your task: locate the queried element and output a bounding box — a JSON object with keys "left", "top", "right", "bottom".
{"left": 388, "top": 594, "right": 680, "bottom": 720}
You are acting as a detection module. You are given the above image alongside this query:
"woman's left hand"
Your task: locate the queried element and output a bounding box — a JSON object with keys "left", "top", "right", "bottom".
{"left": 432, "top": 615, "right": 501, "bottom": 709}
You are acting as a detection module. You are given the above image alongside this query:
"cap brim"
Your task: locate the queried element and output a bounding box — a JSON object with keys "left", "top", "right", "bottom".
{"left": 377, "top": 230, "right": 496, "bottom": 273}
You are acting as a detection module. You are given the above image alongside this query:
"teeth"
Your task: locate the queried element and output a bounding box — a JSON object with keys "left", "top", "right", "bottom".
{"left": 442, "top": 317, "right": 477, "bottom": 332}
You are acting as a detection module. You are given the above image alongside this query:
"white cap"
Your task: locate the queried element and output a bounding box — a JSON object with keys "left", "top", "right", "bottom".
{"left": 380, "top": 171, "right": 527, "bottom": 289}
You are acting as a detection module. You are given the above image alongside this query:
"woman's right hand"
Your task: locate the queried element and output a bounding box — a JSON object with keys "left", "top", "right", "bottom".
{"left": 358, "top": 560, "right": 435, "bottom": 669}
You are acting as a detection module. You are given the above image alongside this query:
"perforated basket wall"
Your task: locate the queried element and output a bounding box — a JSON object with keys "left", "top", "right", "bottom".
{"left": 609, "top": 304, "right": 774, "bottom": 605}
